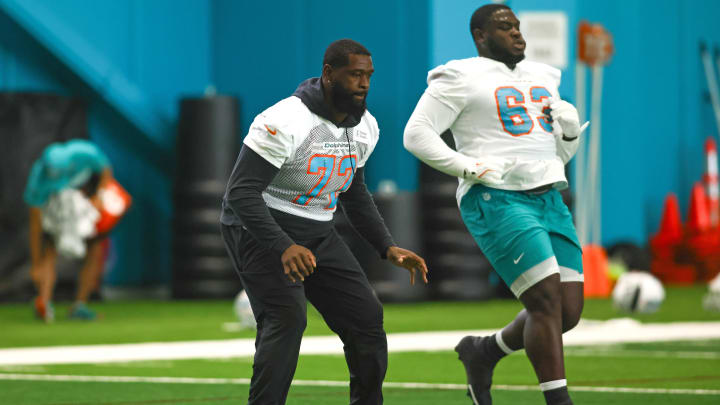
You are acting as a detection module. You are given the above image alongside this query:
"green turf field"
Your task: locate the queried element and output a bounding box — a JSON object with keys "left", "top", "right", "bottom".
{"left": 1, "top": 286, "right": 719, "bottom": 404}
{"left": 1, "top": 286, "right": 718, "bottom": 348}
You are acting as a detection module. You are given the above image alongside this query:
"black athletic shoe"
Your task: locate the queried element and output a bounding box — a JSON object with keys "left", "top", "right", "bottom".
{"left": 455, "top": 335, "right": 497, "bottom": 405}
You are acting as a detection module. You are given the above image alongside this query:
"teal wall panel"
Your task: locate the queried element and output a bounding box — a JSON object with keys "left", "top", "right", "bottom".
{"left": 213, "top": 0, "right": 430, "bottom": 192}
{"left": 0, "top": 10, "right": 69, "bottom": 93}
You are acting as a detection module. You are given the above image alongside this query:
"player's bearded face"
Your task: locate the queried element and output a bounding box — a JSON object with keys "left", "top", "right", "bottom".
{"left": 330, "top": 79, "right": 367, "bottom": 118}
{"left": 328, "top": 54, "right": 373, "bottom": 118}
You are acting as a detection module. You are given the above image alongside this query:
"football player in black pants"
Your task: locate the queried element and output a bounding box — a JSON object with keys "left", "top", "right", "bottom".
{"left": 220, "top": 38, "right": 428, "bottom": 405}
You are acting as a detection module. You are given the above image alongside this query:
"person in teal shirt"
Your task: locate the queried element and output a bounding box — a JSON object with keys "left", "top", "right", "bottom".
{"left": 25, "top": 139, "right": 113, "bottom": 322}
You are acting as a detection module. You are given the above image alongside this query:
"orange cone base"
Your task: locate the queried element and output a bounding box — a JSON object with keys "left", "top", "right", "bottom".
{"left": 650, "top": 240, "right": 679, "bottom": 261}
{"left": 651, "top": 259, "right": 696, "bottom": 285}
{"left": 582, "top": 244, "right": 612, "bottom": 298}
{"left": 652, "top": 193, "right": 683, "bottom": 245}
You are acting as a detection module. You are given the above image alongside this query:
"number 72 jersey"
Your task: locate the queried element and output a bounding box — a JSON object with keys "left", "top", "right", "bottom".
{"left": 243, "top": 96, "right": 379, "bottom": 222}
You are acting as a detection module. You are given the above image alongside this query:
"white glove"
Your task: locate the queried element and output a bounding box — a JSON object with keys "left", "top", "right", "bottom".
{"left": 550, "top": 100, "right": 589, "bottom": 140}
{"left": 462, "top": 157, "right": 516, "bottom": 186}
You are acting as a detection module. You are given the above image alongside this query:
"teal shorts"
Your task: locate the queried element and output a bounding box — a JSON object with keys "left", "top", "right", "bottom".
{"left": 459, "top": 184, "right": 583, "bottom": 297}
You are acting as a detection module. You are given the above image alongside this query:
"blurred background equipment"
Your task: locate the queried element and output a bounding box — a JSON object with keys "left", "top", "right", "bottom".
{"left": 233, "top": 290, "right": 256, "bottom": 330}
{"left": 95, "top": 178, "right": 132, "bottom": 235}
{"left": 612, "top": 271, "right": 665, "bottom": 314}
{"left": 0, "top": 93, "right": 89, "bottom": 302}
{"left": 172, "top": 96, "right": 240, "bottom": 299}
{"left": 582, "top": 244, "right": 612, "bottom": 298}
{"left": 703, "top": 272, "right": 720, "bottom": 311}
{"left": 419, "top": 131, "right": 497, "bottom": 300}
{"left": 703, "top": 138, "right": 719, "bottom": 225}
{"left": 649, "top": 193, "right": 695, "bottom": 284}
{"left": 649, "top": 142, "right": 720, "bottom": 287}
{"left": 700, "top": 42, "right": 720, "bottom": 138}
{"left": 41, "top": 188, "right": 100, "bottom": 259}
{"left": 606, "top": 241, "right": 651, "bottom": 274}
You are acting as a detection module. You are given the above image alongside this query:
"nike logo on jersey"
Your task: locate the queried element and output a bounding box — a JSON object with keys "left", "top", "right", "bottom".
{"left": 264, "top": 124, "right": 277, "bottom": 135}
{"left": 513, "top": 253, "right": 525, "bottom": 264}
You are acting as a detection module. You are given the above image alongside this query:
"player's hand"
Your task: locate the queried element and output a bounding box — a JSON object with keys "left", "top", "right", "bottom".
{"left": 280, "top": 244, "right": 316, "bottom": 283}
{"left": 462, "top": 157, "right": 516, "bottom": 186}
{"left": 549, "top": 100, "right": 589, "bottom": 141}
{"left": 386, "top": 246, "right": 429, "bottom": 285}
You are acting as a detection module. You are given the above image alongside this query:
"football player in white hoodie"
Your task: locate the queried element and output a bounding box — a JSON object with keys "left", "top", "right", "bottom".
{"left": 404, "top": 4, "right": 588, "bottom": 405}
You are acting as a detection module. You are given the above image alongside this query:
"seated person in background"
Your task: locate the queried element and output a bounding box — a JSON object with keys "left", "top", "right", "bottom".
{"left": 24, "top": 139, "right": 128, "bottom": 322}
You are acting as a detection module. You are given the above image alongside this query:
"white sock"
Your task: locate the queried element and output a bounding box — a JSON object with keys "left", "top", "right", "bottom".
{"left": 495, "top": 332, "right": 515, "bottom": 355}
{"left": 539, "top": 379, "right": 567, "bottom": 391}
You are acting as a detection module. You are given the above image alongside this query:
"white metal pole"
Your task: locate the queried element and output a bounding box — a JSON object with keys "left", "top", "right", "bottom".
{"left": 701, "top": 43, "right": 720, "bottom": 136}
{"left": 574, "top": 61, "right": 588, "bottom": 246}
{"left": 589, "top": 64, "right": 604, "bottom": 245}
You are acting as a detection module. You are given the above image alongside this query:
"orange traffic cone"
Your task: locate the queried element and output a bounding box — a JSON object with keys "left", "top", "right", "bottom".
{"left": 651, "top": 193, "right": 683, "bottom": 246}
{"left": 582, "top": 244, "right": 611, "bottom": 298}
{"left": 687, "top": 182, "right": 710, "bottom": 235}
{"left": 650, "top": 193, "right": 694, "bottom": 283}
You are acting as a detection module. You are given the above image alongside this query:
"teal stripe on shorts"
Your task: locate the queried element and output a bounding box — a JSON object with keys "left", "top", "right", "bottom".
{"left": 459, "top": 184, "right": 583, "bottom": 297}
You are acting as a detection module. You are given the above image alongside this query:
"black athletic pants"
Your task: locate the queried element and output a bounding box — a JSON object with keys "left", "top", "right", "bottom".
{"left": 221, "top": 223, "right": 388, "bottom": 405}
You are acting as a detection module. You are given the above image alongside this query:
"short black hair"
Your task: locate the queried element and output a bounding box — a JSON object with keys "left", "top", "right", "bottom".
{"left": 323, "top": 39, "right": 371, "bottom": 68}
{"left": 470, "top": 3, "right": 511, "bottom": 34}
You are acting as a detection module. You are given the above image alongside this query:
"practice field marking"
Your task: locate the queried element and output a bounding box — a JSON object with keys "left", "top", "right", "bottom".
{"left": 1, "top": 319, "right": 720, "bottom": 365}
{"left": 564, "top": 348, "right": 720, "bottom": 359}
{"left": 0, "top": 373, "right": 719, "bottom": 396}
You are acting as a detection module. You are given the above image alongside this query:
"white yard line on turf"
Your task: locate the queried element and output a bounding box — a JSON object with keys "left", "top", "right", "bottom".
{"left": 1, "top": 319, "right": 720, "bottom": 366}
{"left": 0, "top": 374, "right": 718, "bottom": 396}
{"left": 564, "top": 348, "right": 720, "bottom": 359}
